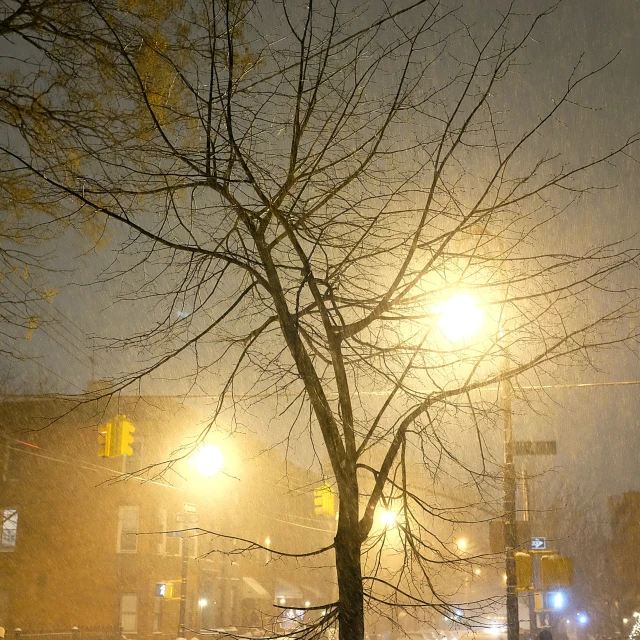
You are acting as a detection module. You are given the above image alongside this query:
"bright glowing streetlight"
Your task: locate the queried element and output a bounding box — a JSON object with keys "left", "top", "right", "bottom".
{"left": 379, "top": 509, "right": 397, "bottom": 528}
{"left": 193, "top": 444, "right": 225, "bottom": 477}
{"left": 457, "top": 538, "right": 468, "bottom": 551}
{"left": 436, "top": 287, "right": 518, "bottom": 640}
{"left": 437, "top": 293, "right": 484, "bottom": 342}
{"left": 179, "top": 443, "right": 225, "bottom": 637}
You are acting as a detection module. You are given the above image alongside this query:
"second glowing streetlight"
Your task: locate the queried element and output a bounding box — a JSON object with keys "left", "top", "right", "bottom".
{"left": 178, "top": 444, "right": 225, "bottom": 637}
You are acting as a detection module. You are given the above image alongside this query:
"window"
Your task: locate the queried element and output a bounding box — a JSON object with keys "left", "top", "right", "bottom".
{"left": 120, "top": 593, "right": 138, "bottom": 633}
{"left": 153, "top": 595, "right": 162, "bottom": 632}
{"left": 156, "top": 508, "right": 167, "bottom": 555}
{"left": 166, "top": 532, "right": 181, "bottom": 556}
{"left": 117, "top": 506, "right": 139, "bottom": 553}
{"left": 2, "top": 438, "right": 22, "bottom": 482}
{"left": 0, "top": 589, "right": 9, "bottom": 622}
{"left": 123, "top": 434, "right": 144, "bottom": 474}
{"left": 1, "top": 509, "right": 18, "bottom": 551}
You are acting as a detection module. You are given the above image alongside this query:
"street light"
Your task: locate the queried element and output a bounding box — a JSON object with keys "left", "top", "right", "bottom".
{"left": 178, "top": 444, "right": 225, "bottom": 638}
{"left": 193, "top": 444, "right": 225, "bottom": 477}
{"left": 379, "top": 509, "right": 397, "bottom": 528}
{"left": 437, "top": 290, "right": 519, "bottom": 640}
{"left": 437, "top": 294, "right": 484, "bottom": 342}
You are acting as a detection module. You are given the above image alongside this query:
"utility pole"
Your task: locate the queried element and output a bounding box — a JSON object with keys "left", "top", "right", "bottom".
{"left": 522, "top": 471, "right": 537, "bottom": 636}
{"left": 177, "top": 503, "right": 197, "bottom": 638}
{"left": 178, "top": 531, "right": 189, "bottom": 638}
{"left": 503, "top": 377, "right": 520, "bottom": 640}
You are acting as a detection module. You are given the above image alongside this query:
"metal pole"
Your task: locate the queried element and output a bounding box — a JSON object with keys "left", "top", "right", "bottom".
{"left": 522, "top": 472, "right": 537, "bottom": 637}
{"left": 503, "top": 377, "right": 519, "bottom": 640}
{"left": 178, "top": 532, "right": 189, "bottom": 638}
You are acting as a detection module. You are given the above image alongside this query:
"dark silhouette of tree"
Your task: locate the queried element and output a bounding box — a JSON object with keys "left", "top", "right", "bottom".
{"left": 0, "top": 1, "right": 638, "bottom": 638}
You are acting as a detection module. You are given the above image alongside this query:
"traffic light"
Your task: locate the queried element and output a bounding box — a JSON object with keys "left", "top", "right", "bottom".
{"left": 117, "top": 415, "right": 135, "bottom": 456}
{"left": 314, "top": 483, "right": 335, "bottom": 517}
{"left": 155, "top": 582, "right": 174, "bottom": 598}
{"left": 534, "top": 592, "right": 544, "bottom": 612}
{"left": 515, "top": 551, "right": 533, "bottom": 591}
{"left": 541, "top": 553, "right": 573, "bottom": 588}
{"left": 98, "top": 421, "right": 117, "bottom": 457}
{"left": 97, "top": 415, "right": 135, "bottom": 457}
{"left": 547, "top": 591, "right": 567, "bottom": 610}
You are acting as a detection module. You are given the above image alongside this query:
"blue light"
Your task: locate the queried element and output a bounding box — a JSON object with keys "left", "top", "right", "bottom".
{"left": 550, "top": 592, "right": 566, "bottom": 610}
{"left": 578, "top": 614, "right": 589, "bottom": 625}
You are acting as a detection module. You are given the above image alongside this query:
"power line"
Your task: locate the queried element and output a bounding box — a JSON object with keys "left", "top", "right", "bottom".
{"left": 0, "top": 336, "right": 84, "bottom": 392}
{"left": 3, "top": 276, "right": 91, "bottom": 367}
{"left": 5, "top": 273, "right": 88, "bottom": 341}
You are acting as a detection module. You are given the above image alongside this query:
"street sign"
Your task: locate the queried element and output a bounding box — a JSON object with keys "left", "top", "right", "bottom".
{"left": 176, "top": 513, "right": 199, "bottom": 524}
{"left": 183, "top": 502, "right": 197, "bottom": 513}
{"left": 531, "top": 537, "right": 547, "bottom": 550}
{"left": 511, "top": 441, "right": 557, "bottom": 456}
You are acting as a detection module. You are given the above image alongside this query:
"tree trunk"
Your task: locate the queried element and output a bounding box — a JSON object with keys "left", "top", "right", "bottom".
{"left": 335, "top": 476, "right": 364, "bottom": 640}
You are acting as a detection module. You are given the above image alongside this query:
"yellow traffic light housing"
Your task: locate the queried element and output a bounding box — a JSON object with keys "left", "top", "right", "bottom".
{"left": 541, "top": 553, "right": 573, "bottom": 588}
{"left": 98, "top": 421, "right": 117, "bottom": 457}
{"left": 98, "top": 415, "right": 135, "bottom": 457}
{"left": 314, "top": 483, "right": 336, "bottom": 517}
{"left": 515, "top": 551, "right": 533, "bottom": 591}
{"left": 117, "top": 415, "right": 135, "bottom": 456}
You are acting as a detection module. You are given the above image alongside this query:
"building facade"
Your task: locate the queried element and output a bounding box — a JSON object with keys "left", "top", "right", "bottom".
{"left": 0, "top": 393, "right": 335, "bottom": 638}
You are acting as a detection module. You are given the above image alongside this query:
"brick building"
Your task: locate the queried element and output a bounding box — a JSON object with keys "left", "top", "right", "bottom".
{"left": 0, "top": 393, "right": 335, "bottom": 637}
{"left": 608, "top": 491, "right": 640, "bottom": 620}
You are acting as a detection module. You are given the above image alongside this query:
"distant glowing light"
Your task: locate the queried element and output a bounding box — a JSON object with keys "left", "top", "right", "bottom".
{"left": 502, "top": 574, "right": 507, "bottom": 582}
{"left": 578, "top": 614, "right": 589, "bottom": 625}
{"left": 437, "top": 294, "right": 483, "bottom": 342}
{"left": 193, "top": 445, "right": 224, "bottom": 477}
{"left": 279, "top": 597, "right": 286, "bottom": 605}
{"left": 457, "top": 538, "right": 468, "bottom": 551}
{"left": 488, "top": 626, "right": 506, "bottom": 636}
{"left": 474, "top": 568, "right": 481, "bottom": 575}
{"left": 265, "top": 537, "right": 271, "bottom": 546}
{"left": 623, "top": 618, "right": 629, "bottom": 625}
{"left": 198, "top": 598, "right": 208, "bottom": 608}
{"left": 550, "top": 592, "right": 566, "bottom": 610}
{"left": 379, "top": 509, "right": 397, "bottom": 528}
{"left": 305, "top": 601, "right": 311, "bottom": 607}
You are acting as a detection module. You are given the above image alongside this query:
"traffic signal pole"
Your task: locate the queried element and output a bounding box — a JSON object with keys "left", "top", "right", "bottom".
{"left": 503, "top": 378, "right": 520, "bottom": 640}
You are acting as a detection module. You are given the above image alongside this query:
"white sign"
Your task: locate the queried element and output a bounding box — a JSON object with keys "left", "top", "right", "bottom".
{"left": 176, "top": 513, "right": 199, "bottom": 524}
{"left": 184, "top": 502, "right": 197, "bottom": 513}
{"left": 531, "top": 537, "right": 546, "bottom": 550}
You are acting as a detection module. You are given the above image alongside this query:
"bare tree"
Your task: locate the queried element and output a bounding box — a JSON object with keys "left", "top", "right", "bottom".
{"left": 0, "top": 0, "right": 638, "bottom": 638}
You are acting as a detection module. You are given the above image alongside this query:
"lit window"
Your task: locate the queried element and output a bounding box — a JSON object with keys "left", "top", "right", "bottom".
{"left": 1, "top": 509, "right": 18, "bottom": 551}
{"left": 117, "top": 506, "right": 139, "bottom": 553}
{"left": 120, "top": 593, "right": 138, "bottom": 633}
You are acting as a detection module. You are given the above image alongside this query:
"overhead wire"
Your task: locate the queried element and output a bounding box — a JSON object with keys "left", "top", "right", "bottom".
{"left": 0, "top": 335, "right": 85, "bottom": 391}
{"left": 2, "top": 275, "right": 92, "bottom": 369}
